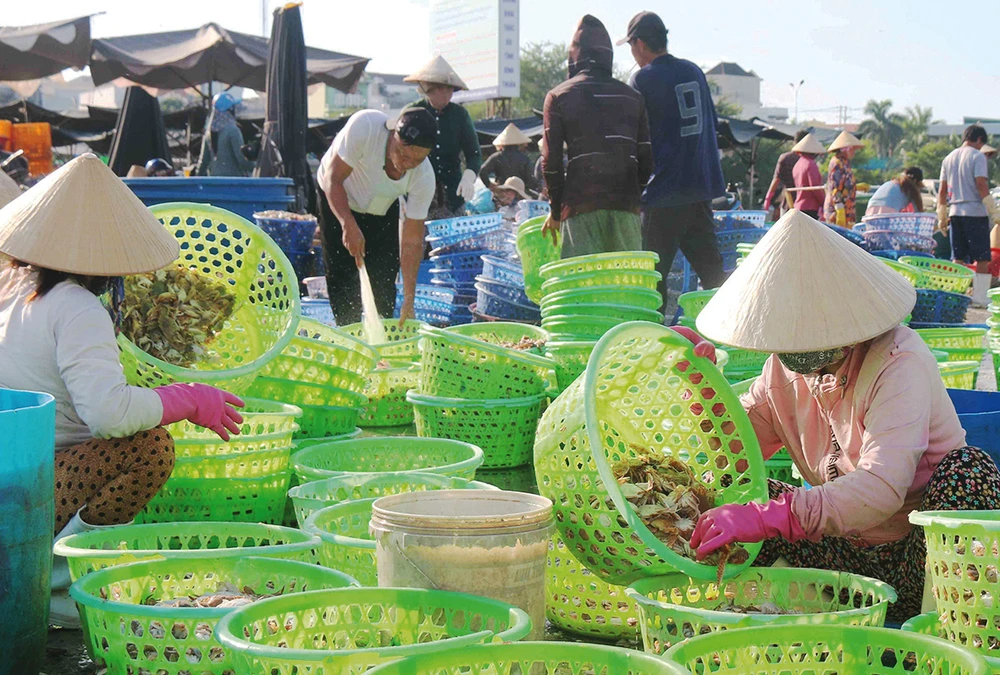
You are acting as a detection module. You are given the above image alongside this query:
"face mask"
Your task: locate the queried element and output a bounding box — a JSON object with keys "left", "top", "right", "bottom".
{"left": 777, "top": 348, "right": 848, "bottom": 375}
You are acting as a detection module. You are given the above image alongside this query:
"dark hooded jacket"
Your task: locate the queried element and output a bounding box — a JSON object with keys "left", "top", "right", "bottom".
{"left": 542, "top": 15, "right": 652, "bottom": 222}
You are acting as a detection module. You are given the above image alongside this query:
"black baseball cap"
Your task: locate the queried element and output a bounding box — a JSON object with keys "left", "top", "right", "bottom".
{"left": 616, "top": 11, "right": 667, "bottom": 46}
{"left": 393, "top": 108, "right": 438, "bottom": 149}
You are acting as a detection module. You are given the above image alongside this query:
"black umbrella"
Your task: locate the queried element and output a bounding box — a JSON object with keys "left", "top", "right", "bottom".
{"left": 255, "top": 4, "right": 311, "bottom": 212}
{"left": 106, "top": 86, "right": 171, "bottom": 176}
{"left": 0, "top": 16, "right": 92, "bottom": 80}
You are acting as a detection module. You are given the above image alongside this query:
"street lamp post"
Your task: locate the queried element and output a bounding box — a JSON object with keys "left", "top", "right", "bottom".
{"left": 789, "top": 79, "right": 804, "bottom": 123}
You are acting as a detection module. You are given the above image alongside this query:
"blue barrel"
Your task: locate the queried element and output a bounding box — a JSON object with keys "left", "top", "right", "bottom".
{"left": 123, "top": 177, "right": 296, "bottom": 221}
{"left": 0, "top": 390, "right": 55, "bottom": 674}
{"left": 949, "top": 389, "right": 1000, "bottom": 468}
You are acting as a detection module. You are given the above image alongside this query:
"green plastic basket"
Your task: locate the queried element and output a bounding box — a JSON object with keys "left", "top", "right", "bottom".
{"left": 901, "top": 256, "right": 976, "bottom": 293}
{"left": 903, "top": 612, "right": 1000, "bottom": 673}
{"left": 262, "top": 317, "right": 377, "bottom": 387}
{"left": 303, "top": 498, "right": 379, "bottom": 585}
{"left": 117, "top": 203, "right": 300, "bottom": 394}
{"left": 294, "top": 403, "right": 361, "bottom": 439}
{"left": 476, "top": 466, "right": 538, "bottom": 494}
{"left": 910, "top": 510, "right": 1000, "bottom": 658}
{"left": 765, "top": 456, "right": 797, "bottom": 485}
{"left": 418, "top": 325, "right": 555, "bottom": 399}
{"left": 540, "top": 286, "right": 664, "bottom": 313}
{"left": 407, "top": 391, "right": 544, "bottom": 469}
{"left": 289, "top": 472, "right": 497, "bottom": 528}
{"left": 540, "top": 269, "right": 662, "bottom": 297}
{"left": 291, "top": 436, "right": 484, "bottom": 483}
{"left": 215, "top": 587, "right": 531, "bottom": 674}
{"left": 171, "top": 432, "right": 294, "bottom": 479}
{"left": 663, "top": 624, "right": 987, "bottom": 675}
{"left": 534, "top": 322, "right": 768, "bottom": 586}
{"left": 546, "top": 532, "right": 640, "bottom": 642}
{"left": 881, "top": 258, "right": 927, "bottom": 287}
{"left": 917, "top": 327, "right": 987, "bottom": 351}
{"left": 167, "top": 398, "right": 301, "bottom": 440}
{"left": 517, "top": 215, "right": 562, "bottom": 304}
{"left": 445, "top": 322, "right": 549, "bottom": 352}
{"left": 546, "top": 340, "right": 597, "bottom": 392}
{"left": 542, "top": 314, "right": 635, "bottom": 341}
{"left": 359, "top": 362, "right": 420, "bottom": 427}
{"left": 939, "top": 360, "right": 979, "bottom": 390}
{"left": 341, "top": 318, "right": 428, "bottom": 360}
{"left": 248, "top": 375, "right": 367, "bottom": 408}
{"left": 136, "top": 472, "right": 291, "bottom": 524}
{"left": 627, "top": 569, "right": 897, "bottom": 654}
{"left": 53, "top": 522, "right": 320, "bottom": 584}
{"left": 724, "top": 346, "right": 771, "bottom": 371}
{"left": 541, "top": 302, "right": 664, "bottom": 323}
{"left": 677, "top": 289, "right": 718, "bottom": 322}
{"left": 539, "top": 251, "right": 660, "bottom": 281}
{"left": 71, "top": 557, "right": 356, "bottom": 673}
{"left": 364, "top": 642, "right": 676, "bottom": 675}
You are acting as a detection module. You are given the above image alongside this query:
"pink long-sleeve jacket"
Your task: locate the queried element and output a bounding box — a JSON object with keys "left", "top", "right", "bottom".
{"left": 740, "top": 325, "right": 966, "bottom": 546}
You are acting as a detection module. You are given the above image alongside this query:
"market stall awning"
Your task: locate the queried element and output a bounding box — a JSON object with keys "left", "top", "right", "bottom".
{"left": 0, "top": 16, "right": 92, "bottom": 81}
{"left": 90, "top": 22, "right": 369, "bottom": 93}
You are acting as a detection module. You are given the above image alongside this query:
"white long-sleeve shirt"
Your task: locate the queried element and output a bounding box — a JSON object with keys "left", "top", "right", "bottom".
{"left": 0, "top": 266, "right": 162, "bottom": 449}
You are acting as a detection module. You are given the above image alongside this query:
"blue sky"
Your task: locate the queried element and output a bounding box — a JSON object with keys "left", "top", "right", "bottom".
{"left": 7, "top": 0, "right": 998, "bottom": 124}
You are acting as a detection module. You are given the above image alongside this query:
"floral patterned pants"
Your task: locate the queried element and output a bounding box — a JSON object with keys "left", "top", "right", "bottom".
{"left": 755, "top": 447, "right": 1000, "bottom": 623}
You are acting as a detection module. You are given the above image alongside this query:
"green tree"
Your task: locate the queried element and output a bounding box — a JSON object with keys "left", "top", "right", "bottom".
{"left": 512, "top": 42, "right": 568, "bottom": 116}
{"left": 907, "top": 138, "right": 955, "bottom": 180}
{"left": 720, "top": 137, "right": 785, "bottom": 207}
{"left": 898, "top": 105, "right": 942, "bottom": 155}
{"left": 857, "top": 99, "right": 904, "bottom": 158}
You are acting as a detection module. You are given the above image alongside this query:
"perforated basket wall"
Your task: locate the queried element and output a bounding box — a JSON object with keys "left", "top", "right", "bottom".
{"left": 261, "top": 317, "right": 377, "bottom": 392}
{"left": 215, "top": 587, "right": 531, "bottom": 675}
{"left": 418, "top": 326, "right": 554, "bottom": 399}
{"left": 917, "top": 327, "right": 988, "bottom": 351}
{"left": 117, "top": 203, "right": 300, "bottom": 394}
{"left": 248, "top": 375, "right": 367, "bottom": 408}
{"left": 627, "top": 569, "right": 897, "bottom": 655}
{"left": 903, "top": 612, "right": 1000, "bottom": 672}
{"left": 340, "top": 319, "right": 427, "bottom": 360}
{"left": 910, "top": 510, "right": 1000, "bottom": 658}
{"left": 546, "top": 340, "right": 597, "bottom": 392}
{"left": 53, "top": 522, "right": 320, "bottom": 584}
{"left": 303, "top": 498, "right": 379, "bottom": 586}
{"left": 408, "top": 392, "right": 544, "bottom": 469}
{"left": 540, "top": 269, "right": 661, "bottom": 297}
{"left": 939, "top": 361, "right": 979, "bottom": 390}
{"left": 445, "top": 322, "right": 548, "bottom": 351}
{"left": 663, "top": 624, "right": 988, "bottom": 675}
{"left": 534, "top": 322, "right": 768, "bottom": 586}
{"left": 291, "top": 437, "right": 483, "bottom": 483}
{"left": 358, "top": 364, "right": 419, "bottom": 427}
{"left": 881, "top": 258, "right": 927, "bottom": 287}
{"left": 294, "top": 403, "right": 360, "bottom": 439}
{"left": 546, "top": 532, "right": 640, "bottom": 642}
{"left": 71, "top": 557, "right": 355, "bottom": 673}
{"left": 539, "top": 251, "right": 660, "bottom": 281}
{"left": 167, "top": 398, "right": 300, "bottom": 440}
{"left": 136, "top": 472, "right": 291, "bottom": 524}
{"left": 517, "top": 216, "right": 562, "bottom": 304}
{"left": 171, "top": 435, "right": 294, "bottom": 479}
{"left": 541, "top": 303, "right": 662, "bottom": 323}
{"left": 542, "top": 315, "right": 623, "bottom": 341}
{"left": 540, "top": 287, "right": 664, "bottom": 313}
{"left": 900, "top": 256, "right": 975, "bottom": 293}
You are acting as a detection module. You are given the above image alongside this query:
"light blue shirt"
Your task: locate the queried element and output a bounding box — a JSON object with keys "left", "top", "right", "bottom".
{"left": 867, "top": 181, "right": 913, "bottom": 212}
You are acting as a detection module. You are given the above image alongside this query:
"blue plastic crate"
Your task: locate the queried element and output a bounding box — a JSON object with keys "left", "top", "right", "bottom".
{"left": 480, "top": 254, "right": 524, "bottom": 287}
{"left": 515, "top": 200, "right": 550, "bottom": 222}
{"left": 429, "top": 250, "right": 490, "bottom": 274}
{"left": 425, "top": 212, "right": 503, "bottom": 239}
{"left": 123, "top": 177, "right": 296, "bottom": 221}
{"left": 858, "top": 213, "right": 937, "bottom": 239}
{"left": 716, "top": 227, "right": 769, "bottom": 272}
{"left": 254, "top": 213, "right": 317, "bottom": 253}
{"left": 475, "top": 282, "right": 541, "bottom": 322}
{"left": 825, "top": 223, "right": 869, "bottom": 249}
{"left": 474, "top": 276, "right": 533, "bottom": 306}
{"left": 429, "top": 266, "right": 480, "bottom": 285}
{"left": 912, "top": 289, "right": 973, "bottom": 324}
{"left": 300, "top": 297, "right": 336, "bottom": 326}
{"left": 861, "top": 229, "right": 935, "bottom": 254}
{"left": 870, "top": 250, "right": 934, "bottom": 261}
{"left": 429, "top": 277, "right": 477, "bottom": 295}
{"left": 712, "top": 210, "right": 767, "bottom": 230}
{"left": 427, "top": 228, "right": 507, "bottom": 257}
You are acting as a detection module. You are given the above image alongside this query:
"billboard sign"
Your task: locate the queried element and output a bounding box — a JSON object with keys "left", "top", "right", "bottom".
{"left": 429, "top": 0, "right": 519, "bottom": 102}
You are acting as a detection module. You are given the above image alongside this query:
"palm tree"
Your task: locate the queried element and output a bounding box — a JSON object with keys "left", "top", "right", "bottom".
{"left": 898, "top": 105, "right": 942, "bottom": 154}
{"left": 857, "top": 99, "right": 905, "bottom": 158}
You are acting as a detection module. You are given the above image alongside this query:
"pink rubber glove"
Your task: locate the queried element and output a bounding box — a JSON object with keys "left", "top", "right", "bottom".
{"left": 671, "top": 326, "right": 717, "bottom": 364}
{"left": 156, "top": 383, "right": 245, "bottom": 441}
{"left": 689, "top": 494, "right": 809, "bottom": 560}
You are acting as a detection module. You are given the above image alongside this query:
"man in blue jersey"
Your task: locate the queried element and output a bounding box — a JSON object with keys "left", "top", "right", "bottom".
{"left": 621, "top": 11, "right": 727, "bottom": 302}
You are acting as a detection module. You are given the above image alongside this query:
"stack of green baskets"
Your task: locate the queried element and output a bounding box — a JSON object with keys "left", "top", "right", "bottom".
{"left": 626, "top": 568, "right": 897, "bottom": 654}
{"left": 545, "top": 339, "right": 597, "bottom": 392}
{"left": 900, "top": 256, "right": 975, "bottom": 293}
{"left": 247, "top": 317, "right": 378, "bottom": 438}
{"left": 70, "top": 557, "right": 355, "bottom": 673}
{"left": 215, "top": 588, "right": 531, "bottom": 673}
{"left": 537, "top": 252, "right": 663, "bottom": 341}
{"left": 676, "top": 288, "right": 770, "bottom": 383}
{"left": 341, "top": 318, "right": 427, "bottom": 361}
{"left": 662, "top": 624, "right": 987, "bottom": 675}
{"left": 303, "top": 497, "right": 380, "bottom": 585}
{"left": 916, "top": 327, "right": 987, "bottom": 390}
{"left": 989, "top": 289, "right": 1000, "bottom": 387}
{"left": 910, "top": 510, "right": 1000, "bottom": 667}
{"left": 138, "top": 400, "right": 301, "bottom": 523}
{"left": 534, "top": 322, "right": 768, "bottom": 586}
{"left": 517, "top": 215, "right": 562, "bottom": 304}
{"left": 343, "top": 319, "right": 427, "bottom": 428}
{"left": 117, "top": 203, "right": 301, "bottom": 395}
{"left": 408, "top": 324, "right": 552, "bottom": 469}
{"left": 882, "top": 257, "right": 929, "bottom": 287}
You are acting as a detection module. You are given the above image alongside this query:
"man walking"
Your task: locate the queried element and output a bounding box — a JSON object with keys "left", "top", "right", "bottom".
{"left": 540, "top": 15, "right": 652, "bottom": 258}
{"left": 938, "top": 124, "right": 999, "bottom": 306}
{"left": 622, "top": 11, "right": 727, "bottom": 301}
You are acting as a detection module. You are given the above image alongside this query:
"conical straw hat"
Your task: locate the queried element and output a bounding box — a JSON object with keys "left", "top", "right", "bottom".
{"left": 828, "top": 130, "right": 864, "bottom": 152}
{"left": 0, "top": 154, "right": 179, "bottom": 276}
{"left": 498, "top": 176, "right": 530, "bottom": 199}
{"left": 0, "top": 171, "right": 20, "bottom": 209}
{"left": 493, "top": 123, "right": 532, "bottom": 147}
{"left": 404, "top": 55, "right": 468, "bottom": 91}
{"left": 790, "top": 133, "right": 825, "bottom": 155}
{"left": 695, "top": 210, "right": 915, "bottom": 353}
{"left": 982, "top": 143, "right": 997, "bottom": 156}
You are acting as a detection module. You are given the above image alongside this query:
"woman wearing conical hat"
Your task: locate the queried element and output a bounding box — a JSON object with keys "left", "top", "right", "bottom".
{"left": 479, "top": 123, "right": 539, "bottom": 197}
{"left": 685, "top": 210, "right": 1000, "bottom": 622}
{"left": 405, "top": 55, "right": 483, "bottom": 219}
{"left": 0, "top": 155, "right": 244, "bottom": 626}
{"left": 823, "top": 130, "right": 864, "bottom": 227}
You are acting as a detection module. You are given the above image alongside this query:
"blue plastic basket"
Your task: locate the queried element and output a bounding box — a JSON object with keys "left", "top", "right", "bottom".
{"left": 254, "top": 213, "right": 317, "bottom": 253}
{"left": 862, "top": 229, "right": 935, "bottom": 253}
{"left": 716, "top": 227, "right": 769, "bottom": 272}
{"left": 428, "top": 228, "right": 507, "bottom": 257}
{"left": 825, "top": 223, "right": 869, "bottom": 248}
{"left": 858, "top": 213, "right": 937, "bottom": 239}
{"left": 480, "top": 255, "right": 525, "bottom": 286}
{"left": 124, "top": 177, "right": 296, "bottom": 221}
{"left": 475, "top": 283, "right": 541, "bottom": 322}
{"left": 912, "top": 289, "right": 973, "bottom": 324}
{"left": 425, "top": 213, "right": 503, "bottom": 240}
{"left": 475, "top": 276, "right": 532, "bottom": 306}
{"left": 301, "top": 298, "right": 336, "bottom": 326}
{"left": 712, "top": 210, "right": 767, "bottom": 229}
{"left": 429, "top": 278, "right": 477, "bottom": 296}
{"left": 429, "top": 267, "right": 480, "bottom": 285}
{"left": 396, "top": 285, "right": 475, "bottom": 326}
{"left": 667, "top": 253, "right": 697, "bottom": 294}
{"left": 429, "top": 250, "right": 490, "bottom": 274}
{"left": 516, "top": 200, "right": 550, "bottom": 222}
{"left": 871, "top": 250, "right": 934, "bottom": 261}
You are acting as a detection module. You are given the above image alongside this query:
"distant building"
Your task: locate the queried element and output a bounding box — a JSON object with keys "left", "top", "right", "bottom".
{"left": 308, "top": 72, "right": 419, "bottom": 119}
{"left": 704, "top": 62, "right": 788, "bottom": 123}
{"left": 929, "top": 122, "right": 1000, "bottom": 139}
